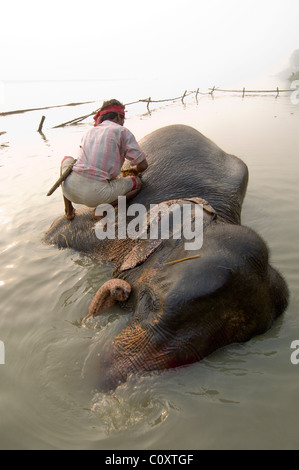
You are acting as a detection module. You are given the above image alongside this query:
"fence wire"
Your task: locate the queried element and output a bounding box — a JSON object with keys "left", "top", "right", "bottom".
{"left": 52, "top": 85, "right": 292, "bottom": 129}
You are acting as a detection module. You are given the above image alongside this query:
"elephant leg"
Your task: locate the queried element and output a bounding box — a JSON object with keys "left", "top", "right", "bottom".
{"left": 85, "top": 279, "right": 131, "bottom": 320}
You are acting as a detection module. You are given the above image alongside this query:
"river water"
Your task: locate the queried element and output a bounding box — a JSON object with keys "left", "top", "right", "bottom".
{"left": 0, "top": 78, "right": 299, "bottom": 450}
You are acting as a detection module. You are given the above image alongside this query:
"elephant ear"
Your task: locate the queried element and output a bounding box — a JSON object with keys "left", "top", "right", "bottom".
{"left": 184, "top": 197, "right": 216, "bottom": 216}
{"left": 118, "top": 198, "right": 217, "bottom": 273}
{"left": 119, "top": 238, "right": 163, "bottom": 272}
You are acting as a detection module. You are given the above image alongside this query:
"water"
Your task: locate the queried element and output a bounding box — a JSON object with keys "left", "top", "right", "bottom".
{"left": 0, "top": 78, "right": 299, "bottom": 450}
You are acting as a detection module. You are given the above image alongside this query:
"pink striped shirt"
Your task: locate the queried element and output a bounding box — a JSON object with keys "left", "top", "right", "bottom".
{"left": 73, "top": 121, "right": 147, "bottom": 181}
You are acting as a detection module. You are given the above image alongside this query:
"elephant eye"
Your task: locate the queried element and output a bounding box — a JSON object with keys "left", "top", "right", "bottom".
{"left": 137, "top": 286, "right": 160, "bottom": 314}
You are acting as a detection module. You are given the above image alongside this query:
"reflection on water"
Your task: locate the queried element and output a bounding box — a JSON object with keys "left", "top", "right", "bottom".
{"left": 0, "top": 82, "right": 299, "bottom": 449}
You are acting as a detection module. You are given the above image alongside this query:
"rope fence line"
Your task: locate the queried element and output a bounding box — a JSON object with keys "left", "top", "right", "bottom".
{"left": 52, "top": 85, "right": 292, "bottom": 129}
{"left": 0, "top": 100, "right": 96, "bottom": 117}
{"left": 208, "top": 86, "right": 292, "bottom": 98}
{"left": 52, "top": 90, "right": 194, "bottom": 128}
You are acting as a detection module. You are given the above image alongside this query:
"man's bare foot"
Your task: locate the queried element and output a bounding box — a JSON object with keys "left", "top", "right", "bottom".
{"left": 92, "top": 208, "right": 106, "bottom": 221}
{"left": 65, "top": 209, "right": 75, "bottom": 220}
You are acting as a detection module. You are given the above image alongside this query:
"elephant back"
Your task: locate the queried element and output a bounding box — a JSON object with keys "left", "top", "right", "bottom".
{"left": 134, "top": 125, "right": 248, "bottom": 224}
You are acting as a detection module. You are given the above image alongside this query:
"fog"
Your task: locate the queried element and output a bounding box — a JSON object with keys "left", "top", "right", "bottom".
{"left": 1, "top": 0, "right": 299, "bottom": 88}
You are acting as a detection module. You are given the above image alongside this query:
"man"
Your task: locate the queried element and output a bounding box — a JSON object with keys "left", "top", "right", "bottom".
{"left": 62, "top": 99, "right": 148, "bottom": 220}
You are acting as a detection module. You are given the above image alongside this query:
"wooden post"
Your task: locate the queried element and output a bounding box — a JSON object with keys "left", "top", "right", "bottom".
{"left": 38, "top": 115, "right": 46, "bottom": 133}
{"left": 147, "top": 97, "right": 151, "bottom": 112}
{"left": 242, "top": 88, "right": 245, "bottom": 98}
{"left": 181, "top": 90, "right": 187, "bottom": 103}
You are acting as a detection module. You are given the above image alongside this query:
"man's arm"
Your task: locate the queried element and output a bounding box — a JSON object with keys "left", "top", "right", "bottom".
{"left": 122, "top": 128, "right": 149, "bottom": 172}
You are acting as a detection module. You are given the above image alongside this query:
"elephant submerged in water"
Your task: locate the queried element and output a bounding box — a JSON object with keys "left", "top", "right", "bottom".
{"left": 44, "top": 124, "right": 289, "bottom": 391}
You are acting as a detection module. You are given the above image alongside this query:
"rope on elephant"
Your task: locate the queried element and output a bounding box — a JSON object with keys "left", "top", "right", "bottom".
{"left": 51, "top": 85, "right": 293, "bottom": 128}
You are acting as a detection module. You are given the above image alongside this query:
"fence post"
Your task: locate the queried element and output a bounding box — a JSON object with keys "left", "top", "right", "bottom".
{"left": 37, "top": 115, "right": 46, "bottom": 133}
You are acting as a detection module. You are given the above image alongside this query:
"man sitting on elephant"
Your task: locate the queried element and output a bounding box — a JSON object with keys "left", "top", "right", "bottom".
{"left": 62, "top": 99, "right": 148, "bottom": 220}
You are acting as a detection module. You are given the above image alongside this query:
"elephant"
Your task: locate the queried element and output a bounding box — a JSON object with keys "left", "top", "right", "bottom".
{"left": 43, "top": 124, "right": 289, "bottom": 392}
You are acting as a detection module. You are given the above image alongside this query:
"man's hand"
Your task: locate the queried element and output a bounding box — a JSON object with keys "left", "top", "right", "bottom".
{"left": 121, "top": 159, "right": 148, "bottom": 177}
{"left": 136, "top": 159, "right": 148, "bottom": 173}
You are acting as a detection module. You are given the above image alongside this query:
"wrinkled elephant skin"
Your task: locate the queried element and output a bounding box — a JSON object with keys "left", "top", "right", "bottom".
{"left": 43, "top": 125, "right": 289, "bottom": 392}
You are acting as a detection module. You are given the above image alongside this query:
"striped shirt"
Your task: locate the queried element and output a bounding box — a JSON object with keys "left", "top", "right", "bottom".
{"left": 73, "top": 121, "right": 147, "bottom": 181}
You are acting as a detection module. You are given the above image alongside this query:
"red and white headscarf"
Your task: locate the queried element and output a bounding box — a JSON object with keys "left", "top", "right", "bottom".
{"left": 93, "top": 105, "right": 125, "bottom": 126}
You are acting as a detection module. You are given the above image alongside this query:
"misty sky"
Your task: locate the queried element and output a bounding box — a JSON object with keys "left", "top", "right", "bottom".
{"left": 1, "top": 0, "right": 299, "bottom": 85}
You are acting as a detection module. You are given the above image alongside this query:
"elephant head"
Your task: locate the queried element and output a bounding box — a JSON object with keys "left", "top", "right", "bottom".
{"left": 85, "top": 215, "right": 289, "bottom": 392}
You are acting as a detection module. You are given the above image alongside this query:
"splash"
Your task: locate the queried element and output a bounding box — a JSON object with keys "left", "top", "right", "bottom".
{"left": 90, "top": 377, "right": 170, "bottom": 435}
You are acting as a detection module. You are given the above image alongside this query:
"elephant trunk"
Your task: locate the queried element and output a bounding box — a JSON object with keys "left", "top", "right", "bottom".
{"left": 94, "top": 320, "right": 202, "bottom": 392}
{"left": 86, "top": 279, "right": 131, "bottom": 319}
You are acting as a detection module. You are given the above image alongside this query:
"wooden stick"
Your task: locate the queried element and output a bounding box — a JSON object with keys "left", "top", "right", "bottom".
{"left": 181, "top": 90, "right": 187, "bottom": 103}
{"left": 165, "top": 254, "right": 201, "bottom": 265}
{"left": 46, "top": 160, "right": 77, "bottom": 196}
{"left": 52, "top": 110, "right": 99, "bottom": 128}
{"left": 37, "top": 115, "right": 45, "bottom": 133}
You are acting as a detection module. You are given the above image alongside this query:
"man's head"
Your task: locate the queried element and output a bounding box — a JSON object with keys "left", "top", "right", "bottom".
{"left": 94, "top": 99, "right": 125, "bottom": 126}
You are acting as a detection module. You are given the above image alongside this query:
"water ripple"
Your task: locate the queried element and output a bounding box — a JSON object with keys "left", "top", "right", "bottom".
{"left": 90, "top": 382, "right": 170, "bottom": 435}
